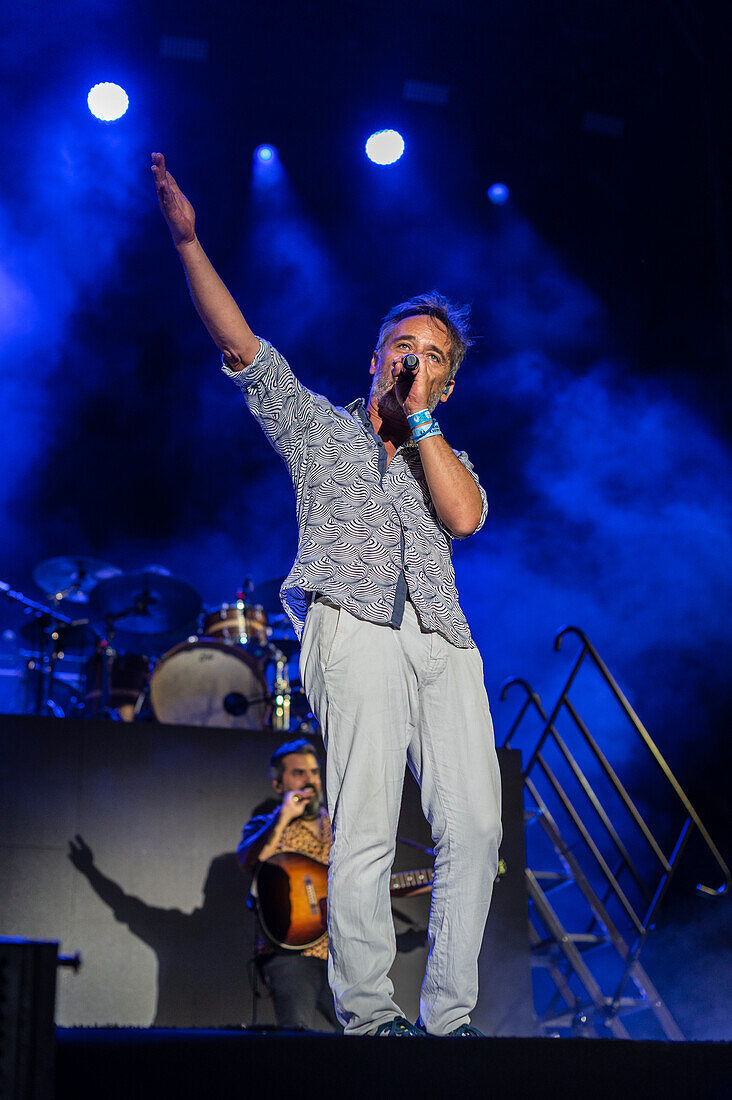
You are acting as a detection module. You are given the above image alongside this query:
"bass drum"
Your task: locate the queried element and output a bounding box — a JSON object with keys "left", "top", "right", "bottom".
{"left": 149, "top": 639, "right": 271, "bottom": 729}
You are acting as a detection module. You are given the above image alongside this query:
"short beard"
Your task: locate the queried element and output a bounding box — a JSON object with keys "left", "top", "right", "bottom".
{"left": 300, "top": 791, "right": 323, "bottom": 819}
{"left": 370, "top": 373, "right": 445, "bottom": 417}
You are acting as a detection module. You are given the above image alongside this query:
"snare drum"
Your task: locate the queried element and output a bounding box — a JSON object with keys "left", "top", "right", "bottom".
{"left": 149, "top": 638, "right": 270, "bottom": 729}
{"left": 202, "top": 602, "right": 270, "bottom": 648}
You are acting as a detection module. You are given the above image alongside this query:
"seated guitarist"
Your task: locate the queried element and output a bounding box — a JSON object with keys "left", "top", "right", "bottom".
{"left": 237, "top": 738, "right": 339, "bottom": 1031}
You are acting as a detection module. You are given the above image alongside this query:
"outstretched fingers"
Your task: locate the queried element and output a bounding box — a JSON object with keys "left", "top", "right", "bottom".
{"left": 151, "top": 152, "right": 175, "bottom": 202}
{"left": 152, "top": 154, "right": 184, "bottom": 205}
{"left": 151, "top": 152, "right": 196, "bottom": 245}
{"left": 151, "top": 151, "right": 166, "bottom": 184}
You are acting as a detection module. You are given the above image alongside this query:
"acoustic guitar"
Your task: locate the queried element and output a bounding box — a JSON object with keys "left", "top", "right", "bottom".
{"left": 252, "top": 851, "right": 435, "bottom": 950}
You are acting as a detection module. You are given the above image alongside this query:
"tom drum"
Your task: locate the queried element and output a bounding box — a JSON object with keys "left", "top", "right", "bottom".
{"left": 202, "top": 603, "right": 270, "bottom": 648}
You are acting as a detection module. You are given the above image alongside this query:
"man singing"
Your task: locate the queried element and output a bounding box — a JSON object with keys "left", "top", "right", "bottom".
{"left": 152, "top": 152, "right": 502, "bottom": 1037}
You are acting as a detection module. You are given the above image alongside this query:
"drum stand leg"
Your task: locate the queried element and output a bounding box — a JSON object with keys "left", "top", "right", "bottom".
{"left": 24, "top": 656, "right": 44, "bottom": 716}
{"left": 93, "top": 618, "right": 117, "bottom": 720}
{"left": 271, "top": 650, "right": 291, "bottom": 732}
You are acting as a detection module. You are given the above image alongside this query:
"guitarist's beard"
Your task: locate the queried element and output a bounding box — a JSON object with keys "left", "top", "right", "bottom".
{"left": 299, "top": 789, "right": 323, "bottom": 820}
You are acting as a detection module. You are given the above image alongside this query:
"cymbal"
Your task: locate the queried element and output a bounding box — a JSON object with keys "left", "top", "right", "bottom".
{"left": 89, "top": 571, "right": 201, "bottom": 634}
{"left": 250, "top": 576, "right": 287, "bottom": 615}
{"left": 20, "top": 616, "right": 97, "bottom": 655}
{"left": 34, "top": 557, "right": 121, "bottom": 604}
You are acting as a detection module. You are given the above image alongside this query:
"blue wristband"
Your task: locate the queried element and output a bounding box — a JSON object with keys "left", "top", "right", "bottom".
{"left": 412, "top": 420, "right": 442, "bottom": 443}
{"left": 406, "top": 409, "right": 432, "bottom": 429}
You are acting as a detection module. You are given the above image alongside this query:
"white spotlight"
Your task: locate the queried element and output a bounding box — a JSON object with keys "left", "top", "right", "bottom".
{"left": 365, "top": 129, "right": 405, "bottom": 166}
{"left": 87, "top": 83, "right": 129, "bottom": 122}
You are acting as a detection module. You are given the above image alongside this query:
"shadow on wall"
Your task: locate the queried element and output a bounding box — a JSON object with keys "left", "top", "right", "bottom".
{"left": 67, "top": 831, "right": 432, "bottom": 1030}
{"left": 68, "top": 837, "right": 254, "bottom": 1027}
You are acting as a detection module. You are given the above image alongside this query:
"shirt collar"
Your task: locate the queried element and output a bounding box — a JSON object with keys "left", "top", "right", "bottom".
{"left": 347, "top": 397, "right": 380, "bottom": 443}
{"left": 346, "top": 396, "right": 369, "bottom": 424}
{"left": 346, "top": 398, "right": 415, "bottom": 452}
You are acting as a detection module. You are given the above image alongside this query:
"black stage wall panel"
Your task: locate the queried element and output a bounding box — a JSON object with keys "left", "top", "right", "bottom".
{"left": 0, "top": 937, "right": 57, "bottom": 1100}
{"left": 0, "top": 714, "right": 532, "bottom": 1035}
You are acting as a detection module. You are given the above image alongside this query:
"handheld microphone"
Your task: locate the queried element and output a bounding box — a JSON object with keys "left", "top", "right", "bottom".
{"left": 402, "top": 353, "right": 419, "bottom": 373}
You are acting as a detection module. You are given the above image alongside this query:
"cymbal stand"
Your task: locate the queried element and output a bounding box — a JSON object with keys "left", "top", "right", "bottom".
{"left": 0, "top": 580, "right": 74, "bottom": 626}
{"left": 93, "top": 594, "right": 153, "bottom": 719}
{"left": 52, "top": 580, "right": 88, "bottom": 603}
{"left": 269, "top": 643, "right": 291, "bottom": 731}
{"left": 96, "top": 622, "right": 117, "bottom": 718}
{"left": 1, "top": 580, "right": 73, "bottom": 716}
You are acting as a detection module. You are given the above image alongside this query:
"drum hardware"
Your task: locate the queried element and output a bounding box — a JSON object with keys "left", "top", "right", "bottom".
{"left": 73, "top": 568, "right": 199, "bottom": 721}
{"left": 248, "top": 576, "right": 287, "bottom": 616}
{"left": 265, "top": 636, "right": 300, "bottom": 662}
{"left": 1, "top": 580, "right": 74, "bottom": 628}
{"left": 20, "top": 617, "right": 96, "bottom": 660}
{"left": 287, "top": 686, "right": 318, "bottom": 734}
{"left": 84, "top": 600, "right": 156, "bottom": 721}
{"left": 267, "top": 612, "right": 290, "bottom": 627}
{"left": 88, "top": 571, "right": 202, "bottom": 636}
{"left": 1, "top": 579, "right": 82, "bottom": 716}
{"left": 268, "top": 642, "right": 291, "bottom": 731}
{"left": 19, "top": 659, "right": 81, "bottom": 718}
{"left": 33, "top": 556, "right": 121, "bottom": 604}
{"left": 265, "top": 615, "right": 301, "bottom": 728}
{"left": 19, "top": 619, "right": 92, "bottom": 718}
{"left": 83, "top": 645, "right": 151, "bottom": 722}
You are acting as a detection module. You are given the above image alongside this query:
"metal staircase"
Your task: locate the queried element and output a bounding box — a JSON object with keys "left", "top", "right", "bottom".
{"left": 500, "top": 626, "right": 729, "bottom": 1039}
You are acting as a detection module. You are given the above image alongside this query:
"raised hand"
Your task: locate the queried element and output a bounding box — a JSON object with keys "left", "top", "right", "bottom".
{"left": 150, "top": 151, "right": 260, "bottom": 368}
{"left": 151, "top": 152, "right": 196, "bottom": 248}
{"left": 68, "top": 833, "right": 95, "bottom": 873}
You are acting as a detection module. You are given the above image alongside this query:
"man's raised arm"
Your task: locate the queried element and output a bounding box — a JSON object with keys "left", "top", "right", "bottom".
{"left": 151, "top": 152, "right": 259, "bottom": 370}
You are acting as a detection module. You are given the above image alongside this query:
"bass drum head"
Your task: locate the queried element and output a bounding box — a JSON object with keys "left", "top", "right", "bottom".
{"left": 150, "top": 639, "right": 270, "bottom": 729}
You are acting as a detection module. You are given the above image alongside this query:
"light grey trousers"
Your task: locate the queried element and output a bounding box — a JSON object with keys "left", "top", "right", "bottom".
{"left": 299, "top": 597, "right": 502, "bottom": 1035}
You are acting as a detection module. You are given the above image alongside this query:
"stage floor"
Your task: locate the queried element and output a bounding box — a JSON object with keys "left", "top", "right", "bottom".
{"left": 55, "top": 1027, "right": 732, "bottom": 1100}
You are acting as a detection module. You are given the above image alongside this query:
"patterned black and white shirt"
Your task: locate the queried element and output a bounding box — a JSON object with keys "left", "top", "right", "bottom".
{"left": 222, "top": 339, "right": 487, "bottom": 649}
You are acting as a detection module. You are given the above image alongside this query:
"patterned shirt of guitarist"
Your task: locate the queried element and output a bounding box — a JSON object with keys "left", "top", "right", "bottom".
{"left": 239, "top": 808, "right": 332, "bottom": 961}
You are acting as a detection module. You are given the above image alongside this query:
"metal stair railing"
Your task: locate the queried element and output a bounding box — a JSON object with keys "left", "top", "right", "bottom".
{"left": 500, "top": 626, "right": 729, "bottom": 1040}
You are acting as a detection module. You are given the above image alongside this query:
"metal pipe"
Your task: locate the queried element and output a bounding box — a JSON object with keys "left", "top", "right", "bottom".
{"left": 555, "top": 626, "right": 730, "bottom": 896}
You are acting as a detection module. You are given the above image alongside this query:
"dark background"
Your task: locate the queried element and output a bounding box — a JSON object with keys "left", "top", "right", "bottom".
{"left": 0, "top": 0, "right": 729, "bottom": 1036}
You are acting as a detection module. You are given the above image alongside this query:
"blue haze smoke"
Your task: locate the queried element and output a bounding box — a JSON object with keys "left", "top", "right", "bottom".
{"left": 0, "top": 85, "right": 147, "bottom": 562}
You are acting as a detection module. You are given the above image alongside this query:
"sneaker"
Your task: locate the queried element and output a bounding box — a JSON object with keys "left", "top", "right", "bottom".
{"left": 372, "top": 1016, "right": 426, "bottom": 1037}
{"left": 447, "top": 1024, "right": 485, "bottom": 1037}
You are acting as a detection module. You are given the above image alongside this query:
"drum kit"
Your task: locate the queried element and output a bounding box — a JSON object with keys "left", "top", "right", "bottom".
{"left": 1, "top": 556, "right": 310, "bottom": 731}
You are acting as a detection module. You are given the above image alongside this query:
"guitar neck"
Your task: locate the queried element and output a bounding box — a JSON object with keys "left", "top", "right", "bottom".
{"left": 389, "top": 867, "right": 434, "bottom": 893}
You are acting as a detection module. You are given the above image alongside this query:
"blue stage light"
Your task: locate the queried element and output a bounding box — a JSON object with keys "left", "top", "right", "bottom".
{"left": 87, "top": 83, "right": 129, "bottom": 122}
{"left": 255, "top": 145, "right": 277, "bottom": 164}
{"left": 487, "top": 182, "right": 509, "bottom": 205}
{"left": 365, "top": 130, "right": 405, "bottom": 166}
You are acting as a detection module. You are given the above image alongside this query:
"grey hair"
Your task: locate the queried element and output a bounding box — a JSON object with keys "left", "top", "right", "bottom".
{"left": 375, "top": 290, "right": 473, "bottom": 379}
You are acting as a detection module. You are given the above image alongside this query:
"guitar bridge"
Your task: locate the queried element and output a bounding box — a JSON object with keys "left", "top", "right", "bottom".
{"left": 303, "top": 875, "right": 319, "bottom": 916}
